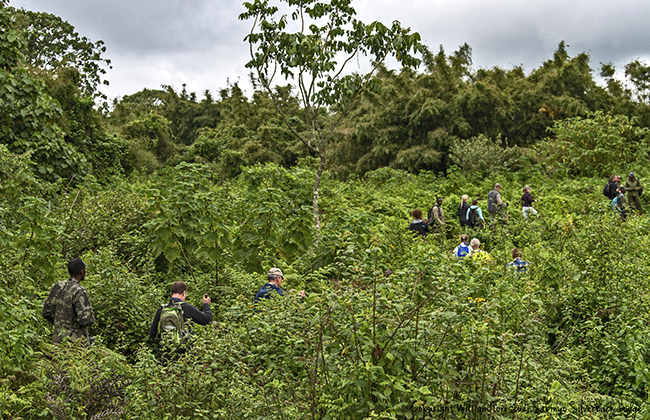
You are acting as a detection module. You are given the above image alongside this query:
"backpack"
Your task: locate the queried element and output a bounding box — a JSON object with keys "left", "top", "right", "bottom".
{"left": 427, "top": 206, "right": 436, "bottom": 225}
{"left": 456, "top": 243, "right": 470, "bottom": 258}
{"left": 603, "top": 182, "right": 611, "bottom": 198}
{"left": 487, "top": 190, "right": 498, "bottom": 213}
{"left": 610, "top": 196, "right": 618, "bottom": 211}
{"left": 467, "top": 208, "right": 478, "bottom": 227}
{"left": 158, "top": 301, "right": 187, "bottom": 345}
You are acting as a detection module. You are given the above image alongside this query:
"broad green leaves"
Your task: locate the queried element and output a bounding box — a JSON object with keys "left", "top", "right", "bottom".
{"left": 540, "top": 111, "right": 650, "bottom": 177}
{"left": 145, "top": 163, "right": 231, "bottom": 280}
{"left": 0, "top": 69, "right": 89, "bottom": 181}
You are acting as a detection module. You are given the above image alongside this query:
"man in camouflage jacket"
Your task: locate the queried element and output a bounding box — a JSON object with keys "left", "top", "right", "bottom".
{"left": 42, "top": 258, "right": 96, "bottom": 344}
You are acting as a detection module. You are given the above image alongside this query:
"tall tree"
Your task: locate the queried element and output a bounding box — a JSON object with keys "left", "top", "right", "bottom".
{"left": 240, "top": 0, "right": 421, "bottom": 231}
{"left": 624, "top": 59, "right": 650, "bottom": 105}
{"left": 0, "top": 2, "right": 88, "bottom": 181}
{"left": 10, "top": 7, "right": 112, "bottom": 102}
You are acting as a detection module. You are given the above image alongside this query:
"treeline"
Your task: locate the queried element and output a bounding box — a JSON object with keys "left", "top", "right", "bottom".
{"left": 3, "top": 5, "right": 650, "bottom": 186}
{"left": 105, "top": 42, "right": 650, "bottom": 179}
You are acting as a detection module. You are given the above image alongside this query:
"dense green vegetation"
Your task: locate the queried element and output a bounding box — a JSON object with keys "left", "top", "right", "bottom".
{"left": 3, "top": 1, "right": 650, "bottom": 418}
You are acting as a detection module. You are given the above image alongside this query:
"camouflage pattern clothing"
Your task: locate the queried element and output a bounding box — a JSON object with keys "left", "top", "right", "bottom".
{"left": 42, "top": 277, "right": 96, "bottom": 344}
{"left": 625, "top": 177, "right": 643, "bottom": 212}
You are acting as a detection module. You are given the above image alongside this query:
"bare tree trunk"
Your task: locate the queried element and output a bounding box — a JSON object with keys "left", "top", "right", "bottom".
{"left": 312, "top": 150, "right": 327, "bottom": 231}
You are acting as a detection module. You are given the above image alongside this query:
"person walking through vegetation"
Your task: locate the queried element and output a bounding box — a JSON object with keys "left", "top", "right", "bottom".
{"left": 428, "top": 197, "right": 445, "bottom": 231}
{"left": 453, "top": 234, "right": 471, "bottom": 258}
{"left": 507, "top": 249, "right": 530, "bottom": 273}
{"left": 457, "top": 195, "right": 470, "bottom": 227}
{"left": 149, "top": 281, "right": 212, "bottom": 344}
{"left": 254, "top": 268, "right": 305, "bottom": 311}
{"left": 625, "top": 172, "right": 643, "bottom": 213}
{"left": 603, "top": 175, "right": 620, "bottom": 200}
{"left": 254, "top": 268, "right": 287, "bottom": 307}
{"left": 409, "top": 209, "right": 429, "bottom": 237}
{"left": 487, "top": 184, "right": 507, "bottom": 222}
{"left": 466, "top": 199, "right": 486, "bottom": 229}
{"left": 42, "top": 258, "right": 96, "bottom": 345}
{"left": 521, "top": 186, "right": 539, "bottom": 220}
{"left": 468, "top": 238, "right": 491, "bottom": 262}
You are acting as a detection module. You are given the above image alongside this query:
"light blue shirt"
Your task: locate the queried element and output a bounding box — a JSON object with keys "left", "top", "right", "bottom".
{"left": 466, "top": 205, "right": 485, "bottom": 222}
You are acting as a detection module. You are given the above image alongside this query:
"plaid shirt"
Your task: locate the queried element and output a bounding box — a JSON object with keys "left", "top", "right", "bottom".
{"left": 507, "top": 258, "right": 530, "bottom": 273}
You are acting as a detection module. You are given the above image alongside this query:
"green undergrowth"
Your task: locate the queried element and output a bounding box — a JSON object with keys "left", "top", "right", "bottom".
{"left": 2, "top": 158, "right": 650, "bottom": 419}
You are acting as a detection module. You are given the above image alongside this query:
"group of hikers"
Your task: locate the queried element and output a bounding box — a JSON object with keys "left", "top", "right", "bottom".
{"left": 41, "top": 176, "right": 642, "bottom": 350}
{"left": 409, "top": 183, "right": 540, "bottom": 238}
{"left": 409, "top": 182, "right": 542, "bottom": 271}
{"left": 450, "top": 234, "right": 530, "bottom": 273}
{"left": 42, "top": 258, "right": 214, "bottom": 348}
{"left": 604, "top": 172, "right": 643, "bottom": 220}
{"left": 42, "top": 258, "right": 300, "bottom": 352}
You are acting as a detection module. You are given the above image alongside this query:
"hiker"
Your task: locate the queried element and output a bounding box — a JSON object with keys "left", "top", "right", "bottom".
{"left": 149, "top": 281, "right": 212, "bottom": 343}
{"left": 603, "top": 175, "right": 620, "bottom": 201}
{"left": 409, "top": 209, "right": 429, "bottom": 237}
{"left": 521, "top": 186, "right": 539, "bottom": 220}
{"left": 507, "top": 248, "right": 530, "bottom": 273}
{"left": 453, "top": 234, "right": 471, "bottom": 258}
{"left": 254, "top": 268, "right": 305, "bottom": 310}
{"left": 428, "top": 197, "right": 445, "bottom": 231}
{"left": 625, "top": 172, "right": 643, "bottom": 213}
{"left": 614, "top": 186, "right": 627, "bottom": 220}
{"left": 42, "top": 258, "right": 96, "bottom": 344}
{"left": 457, "top": 195, "right": 470, "bottom": 227}
{"left": 466, "top": 199, "right": 486, "bottom": 229}
{"left": 468, "top": 238, "right": 491, "bottom": 262}
{"left": 487, "top": 184, "right": 508, "bottom": 222}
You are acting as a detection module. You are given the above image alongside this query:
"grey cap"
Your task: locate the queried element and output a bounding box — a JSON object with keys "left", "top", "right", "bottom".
{"left": 495, "top": 183, "right": 502, "bottom": 189}
{"left": 629, "top": 172, "right": 635, "bottom": 177}
{"left": 268, "top": 268, "right": 283, "bottom": 277}
{"left": 524, "top": 185, "right": 531, "bottom": 190}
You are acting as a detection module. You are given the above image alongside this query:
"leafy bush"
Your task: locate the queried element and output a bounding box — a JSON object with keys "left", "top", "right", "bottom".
{"left": 449, "top": 133, "right": 520, "bottom": 177}
{"left": 536, "top": 111, "right": 650, "bottom": 178}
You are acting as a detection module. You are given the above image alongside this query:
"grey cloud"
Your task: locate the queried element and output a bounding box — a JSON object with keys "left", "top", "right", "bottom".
{"left": 16, "top": 0, "right": 249, "bottom": 54}
{"left": 12, "top": 0, "right": 650, "bottom": 99}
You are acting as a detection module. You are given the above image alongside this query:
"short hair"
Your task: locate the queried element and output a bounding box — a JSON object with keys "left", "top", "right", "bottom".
{"left": 512, "top": 248, "right": 522, "bottom": 259}
{"left": 411, "top": 209, "right": 423, "bottom": 219}
{"left": 460, "top": 234, "right": 469, "bottom": 242}
{"left": 470, "top": 238, "right": 480, "bottom": 248}
{"left": 472, "top": 199, "right": 478, "bottom": 205}
{"left": 461, "top": 195, "right": 468, "bottom": 201}
{"left": 68, "top": 258, "right": 86, "bottom": 277}
{"left": 171, "top": 281, "right": 187, "bottom": 296}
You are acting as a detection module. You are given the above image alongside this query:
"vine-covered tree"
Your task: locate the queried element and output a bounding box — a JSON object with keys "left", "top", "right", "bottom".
{"left": 9, "top": 6, "right": 112, "bottom": 101}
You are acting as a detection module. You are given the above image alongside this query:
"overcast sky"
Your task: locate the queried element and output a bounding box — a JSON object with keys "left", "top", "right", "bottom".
{"left": 11, "top": 0, "right": 650, "bottom": 103}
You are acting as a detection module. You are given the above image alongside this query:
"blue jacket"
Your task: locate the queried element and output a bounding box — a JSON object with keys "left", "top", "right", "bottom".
{"left": 254, "top": 283, "right": 285, "bottom": 304}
